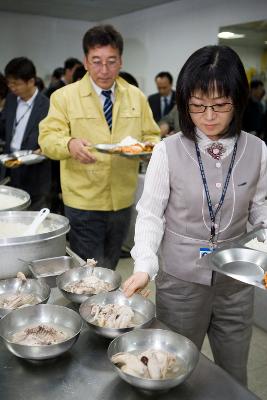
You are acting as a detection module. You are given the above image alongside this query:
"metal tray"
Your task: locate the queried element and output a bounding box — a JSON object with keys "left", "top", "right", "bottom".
{"left": 198, "top": 245, "right": 267, "bottom": 290}
{"left": 0, "top": 150, "right": 46, "bottom": 168}
{"left": 94, "top": 144, "right": 152, "bottom": 158}
{"left": 28, "top": 256, "right": 81, "bottom": 288}
{"left": 236, "top": 227, "right": 267, "bottom": 249}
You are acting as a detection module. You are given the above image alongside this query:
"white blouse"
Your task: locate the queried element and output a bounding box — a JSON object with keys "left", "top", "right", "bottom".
{"left": 131, "top": 131, "right": 267, "bottom": 279}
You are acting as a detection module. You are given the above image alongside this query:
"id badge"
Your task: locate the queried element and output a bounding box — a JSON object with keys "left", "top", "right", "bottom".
{"left": 199, "top": 247, "right": 213, "bottom": 258}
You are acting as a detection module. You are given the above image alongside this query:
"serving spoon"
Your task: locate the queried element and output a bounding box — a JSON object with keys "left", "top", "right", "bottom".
{"left": 25, "top": 208, "right": 50, "bottom": 236}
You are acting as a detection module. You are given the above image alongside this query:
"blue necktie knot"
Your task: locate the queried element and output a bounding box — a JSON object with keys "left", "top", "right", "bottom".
{"left": 102, "top": 90, "right": 112, "bottom": 98}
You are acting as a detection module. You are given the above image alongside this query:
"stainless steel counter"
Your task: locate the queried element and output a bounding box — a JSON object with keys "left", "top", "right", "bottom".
{"left": 0, "top": 289, "right": 260, "bottom": 400}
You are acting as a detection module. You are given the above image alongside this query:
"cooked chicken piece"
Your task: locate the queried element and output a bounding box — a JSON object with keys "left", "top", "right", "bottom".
{"left": 112, "top": 349, "right": 180, "bottom": 380}
{"left": 64, "top": 275, "right": 112, "bottom": 295}
{"left": 85, "top": 258, "right": 98, "bottom": 267}
{"left": 16, "top": 272, "right": 27, "bottom": 281}
{"left": 12, "top": 324, "right": 67, "bottom": 345}
{"left": 0, "top": 293, "right": 38, "bottom": 309}
{"left": 263, "top": 272, "right": 267, "bottom": 288}
{"left": 111, "top": 352, "right": 148, "bottom": 378}
{"left": 90, "top": 303, "right": 135, "bottom": 328}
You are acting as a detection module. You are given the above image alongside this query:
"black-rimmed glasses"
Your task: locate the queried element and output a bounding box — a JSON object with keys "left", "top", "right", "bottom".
{"left": 188, "top": 102, "right": 233, "bottom": 113}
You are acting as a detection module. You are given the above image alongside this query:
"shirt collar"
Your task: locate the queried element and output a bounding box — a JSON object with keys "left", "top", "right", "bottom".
{"left": 17, "top": 88, "right": 38, "bottom": 106}
{"left": 196, "top": 127, "right": 236, "bottom": 150}
{"left": 90, "top": 77, "right": 116, "bottom": 97}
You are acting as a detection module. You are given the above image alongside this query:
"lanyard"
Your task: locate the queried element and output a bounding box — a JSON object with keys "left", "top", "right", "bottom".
{"left": 195, "top": 139, "right": 238, "bottom": 248}
{"left": 13, "top": 103, "right": 33, "bottom": 134}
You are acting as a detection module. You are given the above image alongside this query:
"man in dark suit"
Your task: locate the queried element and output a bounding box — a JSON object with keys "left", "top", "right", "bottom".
{"left": 0, "top": 57, "right": 51, "bottom": 210}
{"left": 148, "top": 71, "right": 176, "bottom": 122}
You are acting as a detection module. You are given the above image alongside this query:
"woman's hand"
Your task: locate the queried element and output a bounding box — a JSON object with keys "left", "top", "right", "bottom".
{"left": 123, "top": 272, "right": 150, "bottom": 297}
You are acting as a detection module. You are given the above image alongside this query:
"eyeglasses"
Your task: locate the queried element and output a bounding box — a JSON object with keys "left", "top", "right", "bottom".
{"left": 188, "top": 102, "right": 233, "bottom": 113}
{"left": 88, "top": 59, "right": 119, "bottom": 70}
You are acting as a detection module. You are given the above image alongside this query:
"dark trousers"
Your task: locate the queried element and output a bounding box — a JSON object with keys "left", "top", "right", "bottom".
{"left": 64, "top": 205, "right": 132, "bottom": 270}
{"left": 156, "top": 270, "right": 254, "bottom": 386}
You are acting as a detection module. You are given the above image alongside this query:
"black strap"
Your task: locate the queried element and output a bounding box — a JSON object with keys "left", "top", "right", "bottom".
{"left": 195, "top": 140, "right": 238, "bottom": 247}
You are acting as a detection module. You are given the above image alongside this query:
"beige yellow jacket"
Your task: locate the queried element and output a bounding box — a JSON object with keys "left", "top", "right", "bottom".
{"left": 39, "top": 74, "right": 160, "bottom": 211}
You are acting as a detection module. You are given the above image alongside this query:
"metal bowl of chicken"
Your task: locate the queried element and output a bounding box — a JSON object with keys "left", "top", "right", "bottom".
{"left": 56, "top": 266, "right": 122, "bottom": 304}
{"left": 79, "top": 290, "right": 155, "bottom": 339}
{"left": 0, "top": 304, "right": 83, "bottom": 360}
{"left": 107, "top": 328, "right": 199, "bottom": 391}
{"left": 0, "top": 277, "right": 51, "bottom": 318}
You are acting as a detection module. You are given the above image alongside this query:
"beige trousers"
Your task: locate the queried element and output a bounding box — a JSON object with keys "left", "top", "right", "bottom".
{"left": 156, "top": 270, "right": 254, "bottom": 386}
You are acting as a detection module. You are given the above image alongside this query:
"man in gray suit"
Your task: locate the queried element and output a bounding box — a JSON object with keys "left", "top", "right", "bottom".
{"left": 0, "top": 57, "right": 51, "bottom": 210}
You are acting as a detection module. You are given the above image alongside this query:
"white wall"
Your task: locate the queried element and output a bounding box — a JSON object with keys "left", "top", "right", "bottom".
{"left": 0, "top": 0, "right": 266, "bottom": 92}
{"left": 104, "top": 0, "right": 267, "bottom": 94}
{"left": 0, "top": 12, "right": 93, "bottom": 83}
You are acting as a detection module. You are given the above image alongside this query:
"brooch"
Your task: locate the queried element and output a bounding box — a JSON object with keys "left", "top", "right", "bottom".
{"left": 207, "top": 142, "right": 226, "bottom": 160}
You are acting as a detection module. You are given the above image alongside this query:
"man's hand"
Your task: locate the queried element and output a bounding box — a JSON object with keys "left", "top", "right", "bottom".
{"left": 123, "top": 272, "right": 150, "bottom": 297}
{"left": 68, "top": 138, "right": 96, "bottom": 164}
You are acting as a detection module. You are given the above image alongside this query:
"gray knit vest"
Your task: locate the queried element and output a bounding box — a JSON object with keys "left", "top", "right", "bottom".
{"left": 160, "top": 131, "right": 262, "bottom": 285}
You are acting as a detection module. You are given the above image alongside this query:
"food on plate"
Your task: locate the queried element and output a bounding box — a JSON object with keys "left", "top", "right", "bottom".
{"left": 63, "top": 275, "right": 112, "bottom": 295}
{"left": 111, "top": 142, "right": 154, "bottom": 155}
{"left": 263, "top": 272, "right": 267, "bottom": 288}
{"left": 4, "top": 158, "right": 22, "bottom": 168}
{"left": 245, "top": 237, "right": 267, "bottom": 253}
{"left": 11, "top": 324, "right": 68, "bottom": 345}
{"left": 90, "top": 303, "right": 135, "bottom": 328}
{"left": 111, "top": 349, "right": 183, "bottom": 379}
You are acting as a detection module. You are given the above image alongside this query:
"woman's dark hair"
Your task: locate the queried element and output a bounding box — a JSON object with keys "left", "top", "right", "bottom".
{"left": 4, "top": 57, "right": 36, "bottom": 81}
{"left": 72, "top": 65, "right": 86, "bottom": 82}
{"left": 176, "top": 45, "right": 249, "bottom": 140}
{"left": 83, "top": 25, "right": 123, "bottom": 56}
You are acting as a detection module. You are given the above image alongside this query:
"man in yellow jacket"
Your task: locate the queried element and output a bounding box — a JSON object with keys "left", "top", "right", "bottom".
{"left": 39, "top": 24, "right": 160, "bottom": 269}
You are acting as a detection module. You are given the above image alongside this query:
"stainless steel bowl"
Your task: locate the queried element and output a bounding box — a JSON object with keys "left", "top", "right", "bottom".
{"left": 0, "top": 304, "right": 83, "bottom": 360}
{"left": 0, "top": 185, "right": 31, "bottom": 211}
{"left": 0, "top": 278, "right": 51, "bottom": 317}
{"left": 29, "top": 256, "right": 81, "bottom": 288}
{"left": 79, "top": 290, "right": 155, "bottom": 339}
{"left": 0, "top": 212, "right": 70, "bottom": 279}
{"left": 57, "top": 266, "right": 122, "bottom": 304}
{"left": 107, "top": 329, "right": 199, "bottom": 391}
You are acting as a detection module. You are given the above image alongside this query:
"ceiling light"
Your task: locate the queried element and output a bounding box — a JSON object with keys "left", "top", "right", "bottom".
{"left": 218, "top": 31, "right": 245, "bottom": 39}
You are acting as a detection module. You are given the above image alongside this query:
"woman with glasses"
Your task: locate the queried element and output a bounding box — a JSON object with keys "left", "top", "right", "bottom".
{"left": 123, "top": 45, "right": 267, "bottom": 386}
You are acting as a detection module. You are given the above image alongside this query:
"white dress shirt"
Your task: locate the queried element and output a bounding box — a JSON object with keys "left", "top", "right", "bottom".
{"left": 90, "top": 77, "right": 115, "bottom": 106}
{"left": 131, "top": 131, "right": 267, "bottom": 279}
{"left": 10, "top": 89, "right": 38, "bottom": 151}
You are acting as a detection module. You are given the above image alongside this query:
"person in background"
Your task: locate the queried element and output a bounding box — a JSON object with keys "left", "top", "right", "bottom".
{"left": 72, "top": 65, "right": 87, "bottom": 82}
{"left": 35, "top": 76, "right": 45, "bottom": 92}
{"left": 0, "top": 57, "right": 51, "bottom": 209}
{"left": 123, "top": 45, "right": 267, "bottom": 386}
{"left": 39, "top": 24, "right": 160, "bottom": 269}
{"left": 242, "top": 79, "right": 265, "bottom": 136}
{"left": 44, "top": 67, "right": 65, "bottom": 98}
{"left": 0, "top": 73, "right": 8, "bottom": 116}
{"left": 148, "top": 71, "right": 175, "bottom": 122}
{"left": 62, "top": 57, "right": 82, "bottom": 85}
{"left": 119, "top": 71, "right": 139, "bottom": 87}
{"left": 158, "top": 105, "right": 180, "bottom": 138}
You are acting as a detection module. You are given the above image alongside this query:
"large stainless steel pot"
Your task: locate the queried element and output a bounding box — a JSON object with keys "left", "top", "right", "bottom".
{"left": 0, "top": 212, "right": 70, "bottom": 279}
{"left": 0, "top": 185, "right": 31, "bottom": 211}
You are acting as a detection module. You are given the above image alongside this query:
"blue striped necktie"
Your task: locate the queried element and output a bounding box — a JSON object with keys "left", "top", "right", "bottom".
{"left": 102, "top": 90, "right": 113, "bottom": 131}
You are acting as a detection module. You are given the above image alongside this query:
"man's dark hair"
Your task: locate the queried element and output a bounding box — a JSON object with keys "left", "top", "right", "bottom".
{"left": 72, "top": 65, "right": 86, "bottom": 82}
{"left": 0, "top": 73, "right": 8, "bottom": 99}
{"left": 82, "top": 25, "right": 123, "bottom": 55}
{"left": 4, "top": 57, "right": 36, "bottom": 81}
{"left": 64, "top": 58, "right": 82, "bottom": 71}
{"left": 155, "top": 71, "right": 173, "bottom": 85}
{"left": 52, "top": 67, "right": 64, "bottom": 80}
{"left": 119, "top": 71, "right": 139, "bottom": 87}
{"left": 176, "top": 45, "right": 249, "bottom": 140}
{"left": 250, "top": 80, "right": 264, "bottom": 90}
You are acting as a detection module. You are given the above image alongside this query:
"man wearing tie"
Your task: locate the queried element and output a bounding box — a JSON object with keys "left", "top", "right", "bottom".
{"left": 148, "top": 71, "right": 176, "bottom": 122}
{"left": 39, "top": 24, "right": 160, "bottom": 269}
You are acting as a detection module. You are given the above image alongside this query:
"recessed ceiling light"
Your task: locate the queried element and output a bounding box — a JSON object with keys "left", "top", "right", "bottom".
{"left": 218, "top": 31, "right": 245, "bottom": 39}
